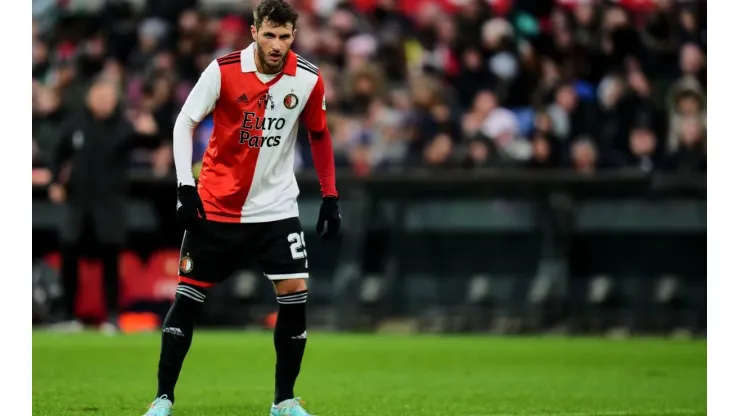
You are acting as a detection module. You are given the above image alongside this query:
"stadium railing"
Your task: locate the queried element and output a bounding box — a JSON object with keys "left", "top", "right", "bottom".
{"left": 31, "top": 170, "right": 706, "bottom": 335}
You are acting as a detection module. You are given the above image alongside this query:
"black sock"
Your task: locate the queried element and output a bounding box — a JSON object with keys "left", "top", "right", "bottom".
{"left": 156, "top": 283, "right": 206, "bottom": 403}
{"left": 274, "top": 290, "right": 308, "bottom": 404}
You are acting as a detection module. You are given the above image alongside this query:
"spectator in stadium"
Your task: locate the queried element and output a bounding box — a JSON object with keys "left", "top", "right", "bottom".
{"left": 422, "top": 132, "right": 456, "bottom": 169}
{"left": 624, "top": 125, "right": 659, "bottom": 173}
{"left": 365, "top": 102, "right": 407, "bottom": 170}
{"left": 664, "top": 117, "right": 706, "bottom": 172}
{"left": 480, "top": 92, "right": 531, "bottom": 165}
{"left": 546, "top": 83, "right": 581, "bottom": 143}
{"left": 527, "top": 131, "right": 560, "bottom": 170}
{"left": 595, "top": 75, "right": 627, "bottom": 159}
{"left": 32, "top": 86, "right": 68, "bottom": 167}
{"left": 404, "top": 75, "right": 458, "bottom": 165}
{"left": 462, "top": 136, "right": 498, "bottom": 169}
{"left": 666, "top": 80, "right": 706, "bottom": 155}
{"left": 341, "top": 64, "right": 387, "bottom": 115}
{"left": 570, "top": 136, "right": 599, "bottom": 175}
{"left": 30, "top": 0, "right": 708, "bottom": 180}
{"left": 47, "top": 78, "right": 161, "bottom": 333}
{"left": 677, "top": 43, "right": 707, "bottom": 90}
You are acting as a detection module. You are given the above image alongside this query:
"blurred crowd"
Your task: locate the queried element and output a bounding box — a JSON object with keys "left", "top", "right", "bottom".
{"left": 32, "top": 0, "right": 707, "bottom": 179}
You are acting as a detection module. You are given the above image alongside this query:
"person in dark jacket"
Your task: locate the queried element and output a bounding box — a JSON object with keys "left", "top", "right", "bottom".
{"left": 48, "top": 77, "right": 160, "bottom": 333}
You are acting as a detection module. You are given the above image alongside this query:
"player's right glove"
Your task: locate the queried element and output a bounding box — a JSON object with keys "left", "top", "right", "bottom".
{"left": 176, "top": 184, "right": 206, "bottom": 230}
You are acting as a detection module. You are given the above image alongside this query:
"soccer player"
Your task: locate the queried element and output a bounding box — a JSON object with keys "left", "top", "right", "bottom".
{"left": 143, "top": 1, "right": 340, "bottom": 415}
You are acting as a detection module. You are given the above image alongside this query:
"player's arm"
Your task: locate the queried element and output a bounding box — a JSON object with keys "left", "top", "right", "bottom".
{"left": 173, "top": 60, "right": 221, "bottom": 187}
{"left": 173, "top": 60, "right": 221, "bottom": 228}
{"left": 300, "top": 72, "right": 341, "bottom": 240}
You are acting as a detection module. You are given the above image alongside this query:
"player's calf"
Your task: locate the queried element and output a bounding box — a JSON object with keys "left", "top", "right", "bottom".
{"left": 156, "top": 282, "right": 208, "bottom": 404}
{"left": 273, "top": 279, "right": 308, "bottom": 405}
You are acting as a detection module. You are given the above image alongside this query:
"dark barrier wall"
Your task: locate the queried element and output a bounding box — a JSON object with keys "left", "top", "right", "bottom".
{"left": 32, "top": 170, "right": 706, "bottom": 335}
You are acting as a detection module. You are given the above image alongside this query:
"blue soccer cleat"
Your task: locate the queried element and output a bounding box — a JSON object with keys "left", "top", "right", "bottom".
{"left": 143, "top": 395, "right": 172, "bottom": 416}
{"left": 270, "top": 397, "right": 315, "bottom": 416}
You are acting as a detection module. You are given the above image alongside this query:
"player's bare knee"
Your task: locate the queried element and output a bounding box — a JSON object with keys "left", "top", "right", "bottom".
{"left": 273, "top": 278, "right": 307, "bottom": 296}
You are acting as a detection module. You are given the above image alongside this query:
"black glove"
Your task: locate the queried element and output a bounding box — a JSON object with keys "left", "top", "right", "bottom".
{"left": 177, "top": 185, "right": 206, "bottom": 229}
{"left": 316, "top": 196, "right": 341, "bottom": 240}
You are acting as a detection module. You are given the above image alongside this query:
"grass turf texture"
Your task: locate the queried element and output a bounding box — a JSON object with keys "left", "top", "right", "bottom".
{"left": 33, "top": 332, "right": 706, "bottom": 416}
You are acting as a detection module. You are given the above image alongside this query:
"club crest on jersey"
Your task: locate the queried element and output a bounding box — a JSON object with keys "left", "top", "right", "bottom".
{"left": 284, "top": 93, "right": 299, "bottom": 110}
{"left": 180, "top": 255, "right": 194, "bottom": 274}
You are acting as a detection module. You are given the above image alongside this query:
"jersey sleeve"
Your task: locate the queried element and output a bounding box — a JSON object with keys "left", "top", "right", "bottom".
{"left": 181, "top": 60, "right": 221, "bottom": 122}
{"left": 300, "top": 73, "right": 337, "bottom": 198}
{"left": 173, "top": 60, "right": 221, "bottom": 187}
{"left": 300, "top": 74, "right": 327, "bottom": 135}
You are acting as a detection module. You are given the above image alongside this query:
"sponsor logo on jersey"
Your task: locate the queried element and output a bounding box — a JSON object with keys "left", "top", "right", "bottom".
{"left": 239, "top": 132, "right": 282, "bottom": 148}
{"left": 238, "top": 111, "right": 286, "bottom": 148}
{"left": 240, "top": 112, "right": 286, "bottom": 130}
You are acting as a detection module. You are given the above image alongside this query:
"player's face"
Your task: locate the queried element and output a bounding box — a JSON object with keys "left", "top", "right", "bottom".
{"left": 251, "top": 20, "right": 295, "bottom": 73}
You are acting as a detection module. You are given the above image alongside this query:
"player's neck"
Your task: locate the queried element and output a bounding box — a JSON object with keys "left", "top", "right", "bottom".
{"left": 254, "top": 49, "right": 283, "bottom": 75}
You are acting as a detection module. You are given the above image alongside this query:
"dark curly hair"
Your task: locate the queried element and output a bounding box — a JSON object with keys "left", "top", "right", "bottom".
{"left": 253, "top": 0, "right": 299, "bottom": 30}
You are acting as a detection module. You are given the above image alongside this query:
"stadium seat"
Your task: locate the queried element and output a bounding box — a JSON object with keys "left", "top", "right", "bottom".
{"left": 43, "top": 252, "right": 61, "bottom": 270}
{"left": 692, "top": 278, "right": 707, "bottom": 334}
{"left": 118, "top": 251, "right": 146, "bottom": 307}
{"left": 405, "top": 273, "right": 444, "bottom": 333}
{"left": 652, "top": 274, "right": 693, "bottom": 333}
{"left": 40, "top": 252, "right": 106, "bottom": 322}
{"left": 490, "top": 275, "right": 523, "bottom": 333}
{"left": 582, "top": 274, "right": 619, "bottom": 332}
{"left": 230, "top": 269, "right": 261, "bottom": 300}
{"left": 353, "top": 274, "right": 387, "bottom": 330}
{"left": 305, "top": 268, "right": 335, "bottom": 306}
{"left": 587, "top": 275, "right": 615, "bottom": 305}
{"left": 453, "top": 274, "right": 495, "bottom": 333}
{"left": 146, "top": 250, "right": 181, "bottom": 302}
{"left": 523, "top": 268, "right": 568, "bottom": 333}
{"left": 32, "top": 259, "right": 64, "bottom": 324}
{"left": 359, "top": 275, "right": 385, "bottom": 305}
{"left": 619, "top": 276, "right": 653, "bottom": 333}
{"left": 75, "top": 259, "right": 105, "bottom": 323}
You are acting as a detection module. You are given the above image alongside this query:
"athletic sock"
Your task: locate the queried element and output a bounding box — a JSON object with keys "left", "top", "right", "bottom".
{"left": 156, "top": 283, "right": 206, "bottom": 403}
{"left": 274, "top": 290, "right": 308, "bottom": 404}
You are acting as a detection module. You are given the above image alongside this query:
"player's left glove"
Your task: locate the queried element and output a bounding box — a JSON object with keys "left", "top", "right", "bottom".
{"left": 316, "top": 196, "right": 341, "bottom": 240}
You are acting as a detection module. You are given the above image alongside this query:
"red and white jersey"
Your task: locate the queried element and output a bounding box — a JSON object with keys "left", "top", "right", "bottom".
{"left": 176, "top": 43, "right": 337, "bottom": 223}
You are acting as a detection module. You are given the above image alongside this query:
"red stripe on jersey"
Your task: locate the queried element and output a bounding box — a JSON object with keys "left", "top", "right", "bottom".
{"left": 217, "top": 50, "right": 241, "bottom": 61}
{"left": 197, "top": 64, "right": 271, "bottom": 222}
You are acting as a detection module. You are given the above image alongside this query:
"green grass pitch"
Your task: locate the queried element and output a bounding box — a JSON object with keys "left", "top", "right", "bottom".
{"left": 32, "top": 331, "right": 706, "bottom": 416}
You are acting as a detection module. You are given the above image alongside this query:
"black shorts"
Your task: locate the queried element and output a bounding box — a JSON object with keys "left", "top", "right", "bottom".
{"left": 177, "top": 217, "right": 309, "bottom": 288}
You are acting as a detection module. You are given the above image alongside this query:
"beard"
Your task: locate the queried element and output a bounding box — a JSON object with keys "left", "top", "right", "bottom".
{"left": 255, "top": 42, "right": 287, "bottom": 74}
